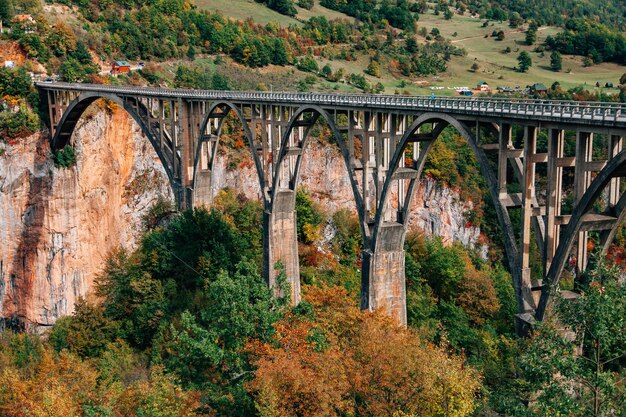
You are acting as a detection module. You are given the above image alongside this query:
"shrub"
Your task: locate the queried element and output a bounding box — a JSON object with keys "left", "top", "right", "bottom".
{"left": 0, "top": 104, "right": 40, "bottom": 139}
{"left": 297, "top": 55, "right": 319, "bottom": 73}
{"left": 53, "top": 144, "right": 77, "bottom": 168}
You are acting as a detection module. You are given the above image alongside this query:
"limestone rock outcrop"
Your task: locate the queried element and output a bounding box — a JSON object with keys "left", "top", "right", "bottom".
{"left": 211, "top": 140, "right": 487, "bottom": 254}
{"left": 0, "top": 107, "right": 172, "bottom": 330}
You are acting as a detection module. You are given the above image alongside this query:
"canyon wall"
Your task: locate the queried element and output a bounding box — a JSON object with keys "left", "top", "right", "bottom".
{"left": 1, "top": 108, "right": 485, "bottom": 329}
{"left": 0, "top": 107, "right": 172, "bottom": 330}
{"left": 211, "top": 140, "right": 487, "bottom": 251}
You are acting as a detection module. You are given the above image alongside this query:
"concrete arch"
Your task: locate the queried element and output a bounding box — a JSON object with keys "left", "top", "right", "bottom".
{"left": 192, "top": 100, "right": 264, "bottom": 204}
{"left": 374, "top": 112, "right": 523, "bottom": 312}
{"left": 599, "top": 191, "right": 626, "bottom": 254}
{"left": 536, "top": 149, "right": 626, "bottom": 320}
{"left": 270, "top": 105, "right": 366, "bottom": 236}
{"left": 52, "top": 92, "right": 178, "bottom": 197}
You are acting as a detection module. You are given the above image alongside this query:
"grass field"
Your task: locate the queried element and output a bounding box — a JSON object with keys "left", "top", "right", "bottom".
{"left": 417, "top": 13, "right": 623, "bottom": 95}
{"left": 193, "top": 0, "right": 350, "bottom": 26}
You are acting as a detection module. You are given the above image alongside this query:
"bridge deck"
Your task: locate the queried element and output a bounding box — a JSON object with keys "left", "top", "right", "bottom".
{"left": 37, "top": 82, "right": 626, "bottom": 129}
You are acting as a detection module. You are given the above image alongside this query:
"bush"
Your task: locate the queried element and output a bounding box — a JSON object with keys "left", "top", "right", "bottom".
{"left": 0, "top": 104, "right": 40, "bottom": 139}
{"left": 297, "top": 55, "right": 319, "bottom": 73}
{"left": 297, "top": 0, "right": 313, "bottom": 9}
{"left": 296, "top": 188, "right": 324, "bottom": 243}
{"left": 349, "top": 73, "right": 369, "bottom": 90}
{"left": 53, "top": 144, "right": 77, "bottom": 168}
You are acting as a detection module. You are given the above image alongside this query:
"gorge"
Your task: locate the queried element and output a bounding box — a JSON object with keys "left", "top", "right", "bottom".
{"left": 0, "top": 104, "right": 485, "bottom": 330}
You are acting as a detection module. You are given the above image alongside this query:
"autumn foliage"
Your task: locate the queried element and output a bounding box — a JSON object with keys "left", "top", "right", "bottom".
{"left": 0, "top": 334, "right": 201, "bottom": 416}
{"left": 247, "top": 286, "right": 481, "bottom": 417}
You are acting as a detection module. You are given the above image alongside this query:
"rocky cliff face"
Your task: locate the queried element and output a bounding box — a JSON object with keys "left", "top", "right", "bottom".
{"left": 1, "top": 109, "right": 484, "bottom": 330}
{"left": 211, "top": 139, "right": 487, "bottom": 253}
{"left": 0, "top": 107, "right": 172, "bottom": 331}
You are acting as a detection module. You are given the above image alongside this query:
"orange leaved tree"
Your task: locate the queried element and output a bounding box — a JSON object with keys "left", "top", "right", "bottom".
{"left": 247, "top": 285, "right": 481, "bottom": 417}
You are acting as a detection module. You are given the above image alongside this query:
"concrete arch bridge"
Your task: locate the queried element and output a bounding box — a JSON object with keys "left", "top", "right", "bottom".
{"left": 37, "top": 82, "right": 626, "bottom": 334}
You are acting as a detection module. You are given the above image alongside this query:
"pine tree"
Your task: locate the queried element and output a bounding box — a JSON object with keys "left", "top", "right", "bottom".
{"left": 516, "top": 51, "right": 531, "bottom": 72}
{"left": 525, "top": 28, "right": 537, "bottom": 45}
{"left": 186, "top": 45, "right": 195, "bottom": 60}
{"left": 550, "top": 50, "right": 562, "bottom": 71}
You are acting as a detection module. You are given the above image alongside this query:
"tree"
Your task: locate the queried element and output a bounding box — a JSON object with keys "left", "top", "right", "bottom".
{"left": 508, "top": 11, "right": 522, "bottom": 27}
{"left": 525, "top": 28, "right": 537, "bottom": 45}
{"left": 349, "top": 73, "right": 369, "bottom": 90}
{"left": 297, "top": 0, "right": 313, "bottom": 9}
{"left": 47, "top": 22, "right": 77, "bottom": 57}
{"left": 295, "top": 188, "right": 324, "bottom": 243}
{"left": 48, "top": 299, "right": 119, "bottom": 357}
{"left": 247, "top": 286, "right": 481, "bottom": 417}
{"left": 95, "top": 208, "right": 250, "bottom": 349}
{"left": 271, "top": 38, "right": 291, "bottom": 65}
{"left": 158, "top": 260, "right": 283, "bottom": 415}
{"left": 321, "top": 64, "right": 332, "bottom": 78}
{"left": 520, "top": 259, "right": 626, "bottom": 417}
{"left": 619, "top": 73, "right": 626, "bottom": 85}
{"left": 0, "top": 0, "right": 13, "bottom": 22}
{"left": 516, "top": 51, "right": 532, "bottom": 72}
{"left": 212, "top": 72, "right": 231, "bottom": 90}
{"left": 186, "top": 44, "right": 196, "bottom": 60}
{"left": 266, "top": 0, "right": 297, "bottom": 16}
{"left": 470, "top": 62, "right": 480, "bottom": 72}
{"left": 0, "top": 66, "right": 33, "bottom": 97}
{"left": 365, "top": 60, "right": 380, "bottom": 77}
{"left": 550, "top": 50, "right": 562, "bottom": 71}
{"left": 444, "top": 7, "right": 453, "bottom": 20}
{"left": 72, "top": 41, "right": 94, "bottom": 66}
{"left": 59, "top": 57, "right": 85, "bottom": 82}
{"left": 297, "top": 55, "right": 319, "bottom": 73}
{"left": 405, "top": 36, "right": 418, "bottom": 53}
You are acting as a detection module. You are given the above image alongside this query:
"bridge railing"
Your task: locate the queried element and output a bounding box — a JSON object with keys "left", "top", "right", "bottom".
{"left": 36, "top": 82, "right": 626, "bottom": 125}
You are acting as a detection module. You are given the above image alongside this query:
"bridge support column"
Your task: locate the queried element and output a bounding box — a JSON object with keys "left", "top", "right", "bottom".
{"left": 574, "top": 131, "right": 593, "bottom": 272}
{"left": 193, "top": 171, "right": 212, "bottom": 207}
{"left": 520, "top": 126, "right": 538, "bottom": 310}
{"left": 263, "top": 190, "right": 301, "bottom": 304}
{"left": 361, "top": 224, "right": 407, "bottom": 325}
{"left": 193, "top": 136, "right": 213, "bottom": 208}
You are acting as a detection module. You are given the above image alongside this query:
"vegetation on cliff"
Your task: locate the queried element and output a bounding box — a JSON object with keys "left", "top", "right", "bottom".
{"left": 0, "top": 66, "right": 39, "bottom": 139}
{"left": 1, "top": 187, "right": 624, "bottom": 415}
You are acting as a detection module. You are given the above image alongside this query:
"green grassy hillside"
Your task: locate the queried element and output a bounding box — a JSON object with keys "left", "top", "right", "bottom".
{"left": 191, "top": 1, "right": 624, "bottom": 96}
{"left": 194, "top": 0, "right": 350, "bottom": 25}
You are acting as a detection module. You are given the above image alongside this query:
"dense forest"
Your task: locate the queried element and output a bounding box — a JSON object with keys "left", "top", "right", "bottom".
{"left": 476, "top": 0, "right": 624, "bottom": 28}
{"left": 1, "top": 180, "right": 624, "bottom": 415}
{"left": 272, "top": 0, "right": 626, "bottom": 30}
{"left": 545, "top": 18, "right": 626, "bottom": 65}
